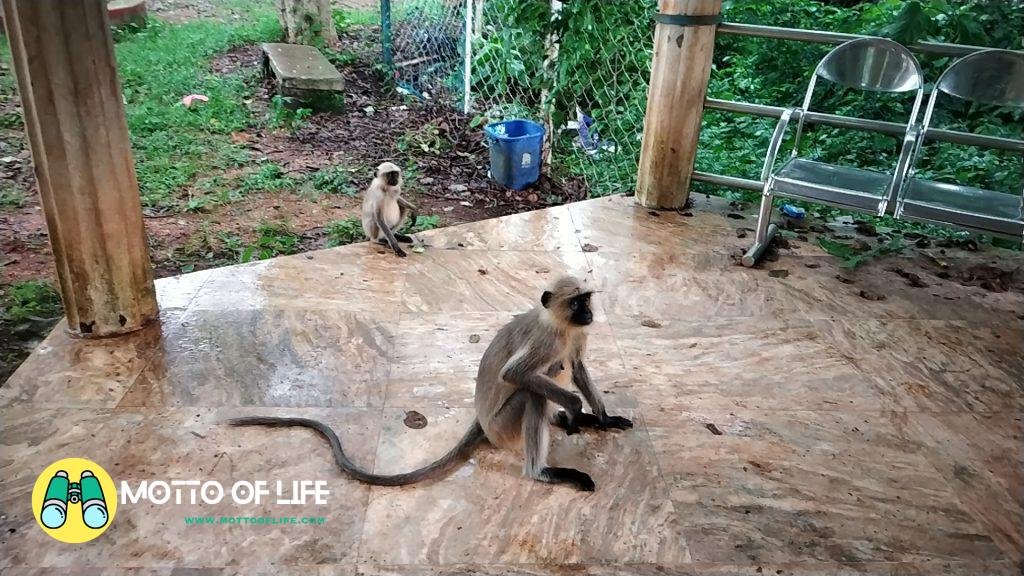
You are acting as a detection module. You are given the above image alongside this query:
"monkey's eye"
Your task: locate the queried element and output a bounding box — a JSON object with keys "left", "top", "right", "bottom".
{"left": 569, "top": 300, "right": 579, "bottom": 311}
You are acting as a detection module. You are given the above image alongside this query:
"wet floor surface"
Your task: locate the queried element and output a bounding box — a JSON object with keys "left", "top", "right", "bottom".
{"left": 1, "top": 195, "right": 1021, "bottom": 575}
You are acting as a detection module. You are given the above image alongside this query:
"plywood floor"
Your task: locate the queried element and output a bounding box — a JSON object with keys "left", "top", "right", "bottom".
{"left": 2, "top": 195, "right": 1021, "bottom": 575}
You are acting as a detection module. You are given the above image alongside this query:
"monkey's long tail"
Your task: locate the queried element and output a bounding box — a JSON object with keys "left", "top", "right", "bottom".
{"left": 228, "top": 416, "right": 486, "bottom": 486}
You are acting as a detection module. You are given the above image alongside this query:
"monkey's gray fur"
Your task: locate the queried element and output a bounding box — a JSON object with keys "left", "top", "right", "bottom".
{"left": 361, "top": 161, "right": 417, "bottom": 257}
{"left": 230, "top": 275, "right": 632, "bottom": 491}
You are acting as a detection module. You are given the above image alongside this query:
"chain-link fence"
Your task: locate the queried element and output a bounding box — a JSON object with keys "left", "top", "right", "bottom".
{"left": 383, "top": 0, "right": 656, "bottom": 196}
{"left": 383, "top": 0, "right": 470, "bottom": 108}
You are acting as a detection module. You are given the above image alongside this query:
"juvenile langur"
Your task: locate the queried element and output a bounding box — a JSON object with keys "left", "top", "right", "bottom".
{"left": 362, "top": 162, "right": 418, "bottom": 258}
{"left": 230, "top": 275, "right": 632, "bottom": 491}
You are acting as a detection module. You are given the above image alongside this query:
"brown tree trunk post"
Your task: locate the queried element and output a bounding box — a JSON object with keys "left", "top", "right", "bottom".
{"left": 277, "top": 0, "right": 339, "bottom": 47}
{"left": 1, "top": 0, "right": 158, "bottom": 337}
{"left": 636, "top": 0, "right": 721, "bottom": 209}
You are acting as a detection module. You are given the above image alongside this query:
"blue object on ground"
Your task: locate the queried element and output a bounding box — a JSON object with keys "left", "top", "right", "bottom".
{"left": 577, "top": 109, "right": 598, "bottom": 154}
{"left": 484, "top": 119, "right": 545, "bottom": 190}
{"left": 781, "top": 204, "right": 806, "bottom": 218}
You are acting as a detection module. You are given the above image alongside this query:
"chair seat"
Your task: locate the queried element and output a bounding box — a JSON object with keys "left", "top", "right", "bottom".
{"left": 900, "top": 178, "right": 1023, "bottom": 237}
{"left": 771, "top": 158, "right": 893, "bottom": 213}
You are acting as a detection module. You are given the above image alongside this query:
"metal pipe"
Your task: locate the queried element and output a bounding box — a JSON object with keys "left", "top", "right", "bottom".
{"left": 380, "top": 0, "right": 393, "bottom": 71}
{"left": 704, "top": 98, "right": 1024, "bottom": 153}
{"left": 717, "top": 22, "right": 989, "bottom": 57}
{"left": 691, "top": 171, "right": 762, "bottom": 191}
{"left": 462, "top": 0, "right": 472, "bottom": 114}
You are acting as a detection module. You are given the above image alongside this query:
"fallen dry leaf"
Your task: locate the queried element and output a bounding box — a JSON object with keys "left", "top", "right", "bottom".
{"left": 403, "top": 411, "right": 428, "bottom": 429}
{"left": 858, "top": 289, "right": 886, "bottom": 301}
{"left": 181, "top": 94, "right": 209, "bottom": 107}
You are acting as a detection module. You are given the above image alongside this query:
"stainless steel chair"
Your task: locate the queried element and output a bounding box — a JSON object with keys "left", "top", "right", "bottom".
{"left": 895, "top": 49, "right": 1024, "bottom": 241}
{"left": 742, "top": 38, "right": 925, "bottom": 266}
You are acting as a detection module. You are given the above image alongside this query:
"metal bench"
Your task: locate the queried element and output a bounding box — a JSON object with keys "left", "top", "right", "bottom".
{"left": 895, "top": 49, "right": 1024, "bottom": 241}
{"left": 742, "top": 38, "right": 925, "bottom": 266}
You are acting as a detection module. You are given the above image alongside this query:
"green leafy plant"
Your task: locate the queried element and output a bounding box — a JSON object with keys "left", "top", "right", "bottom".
{"left": 312, "top": 165, "right": 359, "bottom": 196}
{"left": 408, "top": 214, "right": 441, "bottom": 233}
{"left": 323, "top": 47, "right": 359, "bottom": 69}
{"left": 269, "top": 95, "right": 314, "bottom": 132}
{"left": 396, "top": 121, "right": 449, "bottom": 155}
{"left": 325, "top": 216, "right": 365, "bottom": 247}
{"left": 237, "top": 163, "right": 300, "bottom": 195}
{"left": 222, "top": 222, "right": 302, "bottom": 263}
{"left": 817, "top": 236, "right": 907, "bottom": 268}
{"left": 1, "top": 280, "right": 63, "bottom": 325}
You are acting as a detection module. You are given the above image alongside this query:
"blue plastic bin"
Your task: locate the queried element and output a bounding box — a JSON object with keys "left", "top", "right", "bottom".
{"left": 484, "top": 119, "right": 545, "bottom": 190}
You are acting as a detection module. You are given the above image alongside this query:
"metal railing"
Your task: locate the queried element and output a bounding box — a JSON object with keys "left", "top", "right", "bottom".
{"left": 692, "top": 23, "right": 1024, "bottom": 193}
{"left": 717, "top": 23, "right": 988, "bottom": 57}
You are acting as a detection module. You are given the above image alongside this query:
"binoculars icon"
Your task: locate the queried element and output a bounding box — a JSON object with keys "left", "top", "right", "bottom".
{"left": 40, "top": 470, "right": 108, "bottom": 530}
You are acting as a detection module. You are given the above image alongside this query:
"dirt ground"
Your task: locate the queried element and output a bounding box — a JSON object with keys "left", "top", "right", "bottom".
{"left": 0, "top": 2, "right": 586, "bottom": 381}
{"left": 2, "top": 2, "right": 1022, "bottom": 384}
{"left": 1, "top": 9, "right": 583, "bottom": 281}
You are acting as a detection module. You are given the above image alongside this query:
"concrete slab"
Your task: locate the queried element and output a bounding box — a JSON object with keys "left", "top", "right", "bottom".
{"left": 107, "top": 0, "right": 147, "bottom": 26}
{"left": 262, "top": 42, "right": 345, "bottom": 95}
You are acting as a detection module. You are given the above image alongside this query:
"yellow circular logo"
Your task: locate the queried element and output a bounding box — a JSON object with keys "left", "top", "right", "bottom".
{"left": 31, "top": 458, "right": 117, "bottom": 543}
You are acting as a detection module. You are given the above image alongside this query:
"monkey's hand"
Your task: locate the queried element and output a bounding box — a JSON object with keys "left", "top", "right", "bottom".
{"left": 553, "top": 410, "right": 596, "bottom": 435}
{"left": 597, "top": 413, "right": 633, "bottom": 431}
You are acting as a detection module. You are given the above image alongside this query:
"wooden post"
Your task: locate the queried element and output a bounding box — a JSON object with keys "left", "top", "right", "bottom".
{"left": 636, "top": 0, "right": 721, "bottom": 209}
{"left": 2, "top": 0, "right": 158, "bottom": 337}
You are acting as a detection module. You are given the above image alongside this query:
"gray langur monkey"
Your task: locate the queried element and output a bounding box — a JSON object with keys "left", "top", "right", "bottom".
{"left": 229, "top": 275, "right": 632, "bottom": 491}
{"left": 361, "top": 161, "right": 418, "bottom": 258}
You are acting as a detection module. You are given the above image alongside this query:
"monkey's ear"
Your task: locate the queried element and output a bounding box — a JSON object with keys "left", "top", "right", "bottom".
{"left": 541, "top": 291, "right": 553, "bottom": 308}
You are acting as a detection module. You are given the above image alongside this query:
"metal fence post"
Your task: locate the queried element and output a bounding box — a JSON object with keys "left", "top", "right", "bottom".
{"left": 463, "top": 0, "right": 472, "bottom": 113}
{"left": 381, "top": 0, "right": 393, "bottom": 71}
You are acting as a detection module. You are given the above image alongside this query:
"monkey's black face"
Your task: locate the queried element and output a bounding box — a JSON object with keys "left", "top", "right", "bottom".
{"left": 385, "top": 171, "right": 400, "bottom": 186}
{"left": 567, "top": 293, "right": 593, "bottom": 326}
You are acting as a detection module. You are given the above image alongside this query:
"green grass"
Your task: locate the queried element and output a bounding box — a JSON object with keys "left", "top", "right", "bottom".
{"left": 312, "top": 165, "right": 359, "bottom": 196}
{"left": 325, "top": 213, "right": 441, "bottom": 248}
{"left": 223, "top": 221, "right": 302, "bottom": 263}
{"left": 333, "top": 7, "right": 380, "bottom": 28}
{"left": 325, "top": 216, "right": 365, "bottom": 247}
{"left": 114, "top": 13, "right": 281, "bottom": 209}
{"left": 237, "top": 162, "right": 299, "bottom": 194}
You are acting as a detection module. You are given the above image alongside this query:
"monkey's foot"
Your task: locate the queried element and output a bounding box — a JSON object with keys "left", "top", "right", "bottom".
{"left": 539, "top": 467, "right": 595, "bottom": 492}
{"left": 394, "top": 233, "right": 414, "bottom": 244}
{"left": 553, "top": 411, "right": 632, "bottom": 432}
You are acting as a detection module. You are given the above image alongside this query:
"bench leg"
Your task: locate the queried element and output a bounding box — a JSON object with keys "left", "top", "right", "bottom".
{"left": 742, "top": 191, "right": 778, "bottom": 268}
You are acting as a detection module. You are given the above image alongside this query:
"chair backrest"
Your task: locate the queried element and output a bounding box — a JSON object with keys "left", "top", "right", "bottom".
{"left": 907, "top": 49, "right": 1024, "bottom": 208}
{"left": 793, "top": 38, "right": 925, "bottom": 155}
{"left": 817, "top": 37, "right": 924, "bottom": 93}
{"left": 920, "top": 49, "right": 1024, "bottom": 135}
